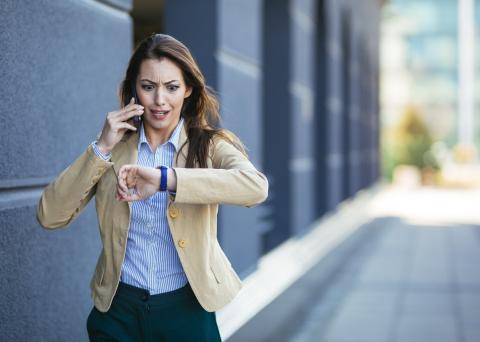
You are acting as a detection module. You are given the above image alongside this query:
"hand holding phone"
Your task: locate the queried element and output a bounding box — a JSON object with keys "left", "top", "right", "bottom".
{"left": 96, "top": 97, "right": 144, "bottom": 154}
{"left": 131, "top": 81, "right": 142, "bottom": 127}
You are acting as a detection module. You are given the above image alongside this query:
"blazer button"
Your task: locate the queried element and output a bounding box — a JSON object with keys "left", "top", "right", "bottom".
{"left": 178, "top": 239, "right": 187, "bottom": 248}
{"left": 169, "top": 207, "right": 179, "bottom": 219}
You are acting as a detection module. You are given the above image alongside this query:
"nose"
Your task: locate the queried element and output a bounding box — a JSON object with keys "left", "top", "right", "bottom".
{"left": 154, "top": 88, "right": 166, "bottom": 106}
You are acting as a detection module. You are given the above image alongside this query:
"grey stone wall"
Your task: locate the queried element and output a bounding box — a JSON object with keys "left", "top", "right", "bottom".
{"left": 323, "top": 0, "right": 381, "bottom": 210}
{"left": 216, "top": 0, "right": 265, "bottom": 275}
{"left": 290, "top": 0, "right": 317, "bottom": 234}
{"left": 0, "top": 0, "right": 132, "bottom": 340}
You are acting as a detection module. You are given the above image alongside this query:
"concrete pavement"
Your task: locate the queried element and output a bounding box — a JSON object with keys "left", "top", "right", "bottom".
{"left": 228, "top": 187, "right": 480, "bottom": 342}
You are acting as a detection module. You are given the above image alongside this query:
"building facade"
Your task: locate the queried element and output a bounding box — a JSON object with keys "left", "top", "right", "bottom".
{"left": 0, "top": 0, "right": 381, "bottom": 339}
{"left": 381, "top": 0, "right": 460, "bottom": 147}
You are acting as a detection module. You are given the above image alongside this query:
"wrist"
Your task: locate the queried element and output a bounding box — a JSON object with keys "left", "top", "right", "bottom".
{"left": 96, "top": 141, "right": 112, "bottom": 155}
{"left": 167, "top": 168, "right": 177, "bottom": 191}
{"left": 92, "top": 141, "right": 111, "bottom": 161}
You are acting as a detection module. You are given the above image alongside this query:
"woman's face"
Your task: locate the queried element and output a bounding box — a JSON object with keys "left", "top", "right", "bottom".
{"left": 136, "top": 58, "right": 192, "bottom": 136}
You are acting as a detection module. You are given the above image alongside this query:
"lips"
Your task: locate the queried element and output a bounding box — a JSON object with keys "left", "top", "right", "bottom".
{"left": 151, "top": 109, "right": 170, "bottom": 120}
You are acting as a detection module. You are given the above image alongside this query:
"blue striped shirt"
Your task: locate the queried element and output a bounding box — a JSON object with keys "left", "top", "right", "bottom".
{"left": 92, "top": 119, "right": 188, "bottom": 294}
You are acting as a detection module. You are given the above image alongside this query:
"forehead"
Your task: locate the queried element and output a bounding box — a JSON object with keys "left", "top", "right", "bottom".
{"left": 138, "top": 58, "right": 184, "bottom": 82}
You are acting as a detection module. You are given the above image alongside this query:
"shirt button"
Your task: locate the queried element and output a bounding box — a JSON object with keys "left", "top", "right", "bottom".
{"left": 169, "top": 207, "right": 179, "bottom": 218}
{"left": 178, "top": 239, "right": 187, "bottom": 248}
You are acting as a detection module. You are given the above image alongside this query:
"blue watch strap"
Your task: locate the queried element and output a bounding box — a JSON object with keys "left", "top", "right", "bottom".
{"left": 157, "top": 166, "right": 168, "bottom": 191}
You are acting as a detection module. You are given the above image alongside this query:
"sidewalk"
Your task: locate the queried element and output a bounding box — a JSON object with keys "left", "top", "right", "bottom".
{"left": 227, "top": 186, "right": 480, "bottom": 342}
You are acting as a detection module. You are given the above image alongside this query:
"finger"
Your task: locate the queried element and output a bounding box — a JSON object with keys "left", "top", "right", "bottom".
{"left": 119, "top": 165, "right": 137, "bottom": 191}
{"left": 124, "top": 98, "right": 144, "bottom": 110}
{"left": 117, "top": 192, "right": 131, "bottom": 201}
{"left": 119, "top": 175, "right": 130, "bottom": 194}
{"left": 117, "top": 179, "right": 129, "bottom": 195}
{"left": 115, "top": 105, "right": 144, "bottom": 119}
{"left": 123, "top": 97, "right": 137, "bottom": 110}
{"left": 116, "top": 185, "right": 128, "bottom": 200}
{"left": 116, "top": 182, "right": 128, "bottom": 200}
{"left": 126, "top": 169, "right": 138, "bottom": 189}
{"left": 119, "top": 192, "right": 141, "bottom": 202}
{"left": 106, "top": 108, "right": 141, "bottom": 129}
{"left": 117, "top": 107, "right": 144, "bottom": 122}
{"left": 116, "top": 191, "right": 124, "bottom": 201}
{"left": 124, "top": 102, "right": 144, "bottom": 112}
{"left": 117, "top": 167, "right": 130, "bottom": 192}
{"left": 115, "top": 122, "right": 137, "bottom": 132}
{"left": 119, "top": 164, "right": 135, "bottom": 175}
{"left": 117, "top": 179, "right": 132, "bottom": 196}
{"left": 116, "top": 187, "right": 128, "bottom": 200}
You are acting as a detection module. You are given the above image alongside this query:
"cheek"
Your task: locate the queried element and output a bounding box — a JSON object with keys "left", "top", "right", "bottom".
{"left": 138, "top": 91, "right": 151, "bottom": 103}
{"left": 171, "top": 94, "right": 187, "bottom": 108}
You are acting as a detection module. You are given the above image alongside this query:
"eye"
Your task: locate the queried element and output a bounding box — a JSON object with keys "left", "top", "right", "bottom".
{"left": 141, "top": 84, "right": 154, "bottom": 91}
{"left": 167, "top": 85, "right": 180, "bottom": 92}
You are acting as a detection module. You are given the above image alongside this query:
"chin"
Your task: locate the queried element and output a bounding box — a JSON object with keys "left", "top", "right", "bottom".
{"left": 145, "top": 116, "right": 178, "bottom": 131}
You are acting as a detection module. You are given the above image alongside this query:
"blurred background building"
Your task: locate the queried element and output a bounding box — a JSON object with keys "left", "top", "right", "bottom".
{"left": 381, "top": 0, "right": 459, "bottom": 145}
{"left": 382, "top": 0, "right": 480, "bottom": 187}
{"left": 1, "top": 0, "right": 380, "bottom": 340}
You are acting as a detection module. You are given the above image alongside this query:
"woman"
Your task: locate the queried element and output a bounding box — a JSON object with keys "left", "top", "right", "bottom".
{"left": 37, "top": 33, "right": 268, "bottom": 341}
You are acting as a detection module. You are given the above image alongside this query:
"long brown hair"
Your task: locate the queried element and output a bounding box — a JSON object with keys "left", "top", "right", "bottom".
{"left": 118, "top": 33, "right": 245, "bottom": 168}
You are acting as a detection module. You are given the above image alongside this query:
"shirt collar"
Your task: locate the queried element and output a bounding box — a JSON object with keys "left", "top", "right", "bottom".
{"left": 138, "top": 118, "right": 184, "bottom": 152}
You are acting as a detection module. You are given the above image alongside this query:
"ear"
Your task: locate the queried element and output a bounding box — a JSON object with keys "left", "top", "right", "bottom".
{"left": 184, "top": 86, "right": 192, "bottom": 99}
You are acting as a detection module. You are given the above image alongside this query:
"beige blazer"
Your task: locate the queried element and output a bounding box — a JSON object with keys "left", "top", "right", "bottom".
{"left": 36, "top": 127, "right": 268, "bottom": 312}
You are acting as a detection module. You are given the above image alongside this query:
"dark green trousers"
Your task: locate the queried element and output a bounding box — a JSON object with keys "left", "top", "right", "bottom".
{"left": 87, "top": 282, "right": 222, "bottom": 341}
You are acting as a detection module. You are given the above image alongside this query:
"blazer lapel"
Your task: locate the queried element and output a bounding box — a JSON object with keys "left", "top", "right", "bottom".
{"left": 174, "top": 125, "right": 188, "bottom": 168}
{"left": 111, "top": 132, "right": 139, "bottom": 211}
{"left": 113, "top": 131, "right": 138, "bottom": 165}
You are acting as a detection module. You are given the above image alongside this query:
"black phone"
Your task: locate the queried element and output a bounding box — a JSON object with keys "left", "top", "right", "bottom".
{"left": 131, "top": 81, "right": 142, "bottom": 127}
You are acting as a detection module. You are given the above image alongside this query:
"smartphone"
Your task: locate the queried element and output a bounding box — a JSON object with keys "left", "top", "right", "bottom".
{"left": 131, "top": 81, "right": 142, "bottom": 127}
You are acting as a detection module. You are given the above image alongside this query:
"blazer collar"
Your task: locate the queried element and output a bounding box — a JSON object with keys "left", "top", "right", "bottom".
{"left": 109, "top": 132, "right": 138, "bottom": 212}
{"left": 174, "top": 125, "right": 188, "bottom": 168}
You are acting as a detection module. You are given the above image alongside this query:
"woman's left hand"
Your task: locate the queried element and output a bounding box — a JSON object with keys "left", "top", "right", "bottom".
{"left": 116, "top": 165, "right": 160, "bottom": 201}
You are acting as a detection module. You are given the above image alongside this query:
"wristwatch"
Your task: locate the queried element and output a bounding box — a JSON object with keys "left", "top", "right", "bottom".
{"left": 157, "top": 166, "right": 168, "bottom": 192}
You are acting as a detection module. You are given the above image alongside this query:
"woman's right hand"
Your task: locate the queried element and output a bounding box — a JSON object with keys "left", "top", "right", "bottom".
{"left": 96, "top": 98, "right": 144, "bottom": 154}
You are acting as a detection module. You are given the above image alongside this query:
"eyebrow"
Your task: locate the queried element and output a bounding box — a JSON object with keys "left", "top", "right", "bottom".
{"left": 140, "top": 79, "right": 179, "bottom": 85}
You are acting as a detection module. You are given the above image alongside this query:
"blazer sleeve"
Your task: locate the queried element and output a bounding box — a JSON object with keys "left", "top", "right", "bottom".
{"left": 36, "top": 145, "right": 113, "bottom": 229}
{"left": 173, "top": 137, "right": 268, "bottom": 207}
